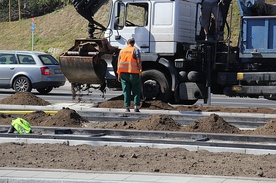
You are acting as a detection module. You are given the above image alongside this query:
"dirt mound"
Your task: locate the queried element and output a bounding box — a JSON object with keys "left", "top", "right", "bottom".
{"left": 128, "top": 114, "right": 181, "bottom": 131}
{"left": 0, "top": 113, "right": 13, "bottom": 125}
{"left": 41, "top": 108, "right": 88, "bottom": 127}
{"left": 98, "top": 95, "right": 124, "bottom": 108}
{"left": 99, "top": 96, "right": 276, "bottom": 113}
{"left": 1, "top": 108, "right": 276, "bottom": 136}
{"left": 84, "top": 114, "right": 181, "bottom": 131}
{"left": 181, "top": 114, "right": 241, "bottom": 134}
{"left": 98, "top": 95, "right": 173, "bottom": 110}
{"left": 1, "top": 143, "right": 276, "bottom": 178}
{"left": 21, "top": 110, "right": 50, "bottom": 126}
{"left": 0, "top": 92, "right": 50, "bottom": 106}
{"left": 175, "top": 105, "right": 276, "bottom": 114}
{"left": 250, "top": 119, "right": 276, "bottom": 136}
{"left": 84, "top": 114, "right": 241, "bottom": 134}
{"left": 142, "top": 100, "right": 174, "bottom": 110}
{"left": 0, "top": 108, "right": 88, "bottom": 127}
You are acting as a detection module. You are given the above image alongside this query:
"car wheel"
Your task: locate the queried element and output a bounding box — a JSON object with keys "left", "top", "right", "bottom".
{"left": 36, "top": 87, "right": 53, "bottom": 94}
{"left": 13, "top": 76, "right": 32, "bottom": 92}
{"left": 142, "top": 70, "right": 172, "bottom": 102}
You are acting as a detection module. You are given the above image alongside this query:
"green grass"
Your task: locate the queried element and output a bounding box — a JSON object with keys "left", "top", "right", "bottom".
{"left": 0, "top": 6, "right": 88, "bottom": 58}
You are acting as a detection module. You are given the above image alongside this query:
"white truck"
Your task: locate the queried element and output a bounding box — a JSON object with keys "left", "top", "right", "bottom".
{"left": 60, "top": 0, "right": 276, "bottom": 105}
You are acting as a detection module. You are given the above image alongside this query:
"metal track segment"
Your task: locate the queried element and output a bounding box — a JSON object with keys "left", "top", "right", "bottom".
{"left": 0, "top": 132, "right": 276, "bottom": 155}
{"left": 1, "top": 126, "right": 276, "bottom": 154}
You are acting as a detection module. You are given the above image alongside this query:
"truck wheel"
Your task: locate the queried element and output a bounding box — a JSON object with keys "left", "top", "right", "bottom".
{"left": 36, "top": 87, "right": 53, "bottom": 94}
{"left": 13, "top": 76, "right": 32, "bottom": 92}
{"left": 142, "top": 70, "right": 171, "bottom": 102}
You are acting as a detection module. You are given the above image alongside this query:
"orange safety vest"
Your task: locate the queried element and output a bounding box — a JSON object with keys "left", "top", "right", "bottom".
{"left": 117, "top": 46, "right": 140, "bottom": 75}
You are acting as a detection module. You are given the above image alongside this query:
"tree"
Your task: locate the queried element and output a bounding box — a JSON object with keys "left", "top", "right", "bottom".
{"left": 0, "top": 0, "right": 71, "bottom": 22}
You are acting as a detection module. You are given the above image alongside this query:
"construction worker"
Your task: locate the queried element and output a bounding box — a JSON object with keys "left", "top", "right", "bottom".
{"left": 117, "top": 38, "right": 142, "bottom": 112}
{"left": 7, "top": 117, "right": 32, "bottom": 134}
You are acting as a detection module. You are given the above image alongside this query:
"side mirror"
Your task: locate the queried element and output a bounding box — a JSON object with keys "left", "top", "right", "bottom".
{"left": 114, "top": 17, "right": 119, "bottom": 30}
{"left": 114, "top": 17, "right": 121, "bottom": 40}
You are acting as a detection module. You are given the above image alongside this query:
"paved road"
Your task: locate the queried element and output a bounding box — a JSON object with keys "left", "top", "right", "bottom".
{"left": 0, "top": 81, "right": 276, "bottom": 109}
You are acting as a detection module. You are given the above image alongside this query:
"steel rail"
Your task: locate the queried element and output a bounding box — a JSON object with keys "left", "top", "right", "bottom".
{"left": 0, "top": 126, "right": 276, "bottom": 155}
{"left": 77, "top": 111, "right": 273, "bottom": 129}
{"left": 2, "top": 109, "right": 275, "bottom": 129}
{"left": 1, "top": 108, "right": 276, "bottom": 154}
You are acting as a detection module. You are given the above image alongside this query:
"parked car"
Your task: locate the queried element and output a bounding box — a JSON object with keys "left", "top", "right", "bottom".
{"left": 0, "top": 50, "right": 66, "bottom": 94}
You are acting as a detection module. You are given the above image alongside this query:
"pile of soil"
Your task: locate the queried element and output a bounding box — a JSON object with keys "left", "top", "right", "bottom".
{"left": 0, "top": 107, "right": 275, "bottom": 136}
{"left": 1, "top": 143, "right": 276, "bottom": 178}
{"left": 98, "top": 95, "right": 174, "bottom": 110}
{"left": 250, "top": 119, "right": 276, "bottom": 136}
{"left": 83, "top": 114, "right": 240, "bottom": 134}
{"left": 133, "top": 114, "right": 181, "bottom": 131}
{"left": 175, "top": 105, "right": 276, "bottom": 114}
{"left": 41, "top": 107, "right": 88, "bottom": 127}
{"left": 0, "top": 108, "right": 88, "bottom": 127}
{"left": 82, "top": 113, "right": 275, "bottom": 136}
{"left": 0, "top": 92, "right": 50, "bottom": 106}
{"left": 84, "top": 114, "right": 182, "bottom": 131}
{"left": 1, "top": 92, "right": 276, "bottom": 115}
{"left": 99, "top": 95, "right": 276, "bottom": 114}
{"left": 0, "top": 113, "right": 13, "bottom": 125}
{"left": 181, "top": 114, "right": 241, "bottom": 134}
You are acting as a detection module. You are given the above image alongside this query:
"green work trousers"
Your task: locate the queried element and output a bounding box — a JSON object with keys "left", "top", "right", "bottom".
{"left": 120, "top": 72, "right": 141, "bottom": 107}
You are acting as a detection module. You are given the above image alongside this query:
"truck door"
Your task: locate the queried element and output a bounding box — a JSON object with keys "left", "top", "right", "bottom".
{"left": 106, "top": 1, "right": 150, "bottom": 52}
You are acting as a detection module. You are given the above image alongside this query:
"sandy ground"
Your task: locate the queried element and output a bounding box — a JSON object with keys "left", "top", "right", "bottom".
{"left": 0, "top": 92, "right": 276, "bottom": 178}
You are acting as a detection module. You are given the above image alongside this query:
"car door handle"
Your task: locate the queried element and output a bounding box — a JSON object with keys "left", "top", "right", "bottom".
{"left": 10, "top": 67, "right": 15, "bottom": 70}
{"left": 140, "top": 45, "right": 149, "bottom": 48}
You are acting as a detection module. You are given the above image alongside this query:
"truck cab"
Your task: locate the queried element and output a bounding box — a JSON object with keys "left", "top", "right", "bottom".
{"left": 105, "top": 0, "right": 201, "bottom": 54}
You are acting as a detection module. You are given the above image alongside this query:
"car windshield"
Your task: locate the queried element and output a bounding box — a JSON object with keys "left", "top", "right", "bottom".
{"left": 39, "top": 55, "right": 59, "bottom": 65}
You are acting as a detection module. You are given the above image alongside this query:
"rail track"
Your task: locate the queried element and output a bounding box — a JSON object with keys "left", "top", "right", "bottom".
{"left": 77, "top": 110, "right": 276, "bottom": 129}
{"left": 1, "top": 109, "right": 276, "bottom": 155}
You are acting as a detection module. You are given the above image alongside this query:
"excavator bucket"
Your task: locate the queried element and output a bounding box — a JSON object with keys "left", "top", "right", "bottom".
{"left": 59, "top": 39, "right": 116, "bottom": 88}
{"left": 60, "top": 52, "right": 106, "bottom": 85}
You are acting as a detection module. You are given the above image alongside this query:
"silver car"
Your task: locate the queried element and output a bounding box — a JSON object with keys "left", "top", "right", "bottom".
{"left": 0, "top": 50, "right": 66, "bottom": 94}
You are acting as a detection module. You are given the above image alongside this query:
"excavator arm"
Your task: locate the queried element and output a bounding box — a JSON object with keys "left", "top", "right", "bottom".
{"left": 72, "top": 0, "right": 108, "bottom": 38}
{"left": 60, "top": 1, "right": 119, "bottom": 98}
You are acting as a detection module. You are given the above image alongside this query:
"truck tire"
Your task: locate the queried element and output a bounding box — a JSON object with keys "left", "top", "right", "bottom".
{"left": 142, "top": 70, "right": 171, "bottom": 102}
{"left": 36, "top": 87, "right": 53, "bottom": 94}
{"left": 13, "top": 76, "right": 32, "bottom": 92}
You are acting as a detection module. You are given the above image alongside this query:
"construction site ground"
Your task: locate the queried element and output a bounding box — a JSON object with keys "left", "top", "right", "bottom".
{"left": 0, "top": 92, "right": 276, "bottom": 179}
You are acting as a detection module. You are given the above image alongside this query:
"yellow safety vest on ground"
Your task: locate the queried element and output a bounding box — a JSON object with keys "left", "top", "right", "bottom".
{"left": 11, "top": 118, "right": 32, "bottom": 134}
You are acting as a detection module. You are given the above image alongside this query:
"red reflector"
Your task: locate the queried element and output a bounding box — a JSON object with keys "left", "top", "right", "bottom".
{"left": 40, "top": 67, "right": 50, "bottom": 75}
